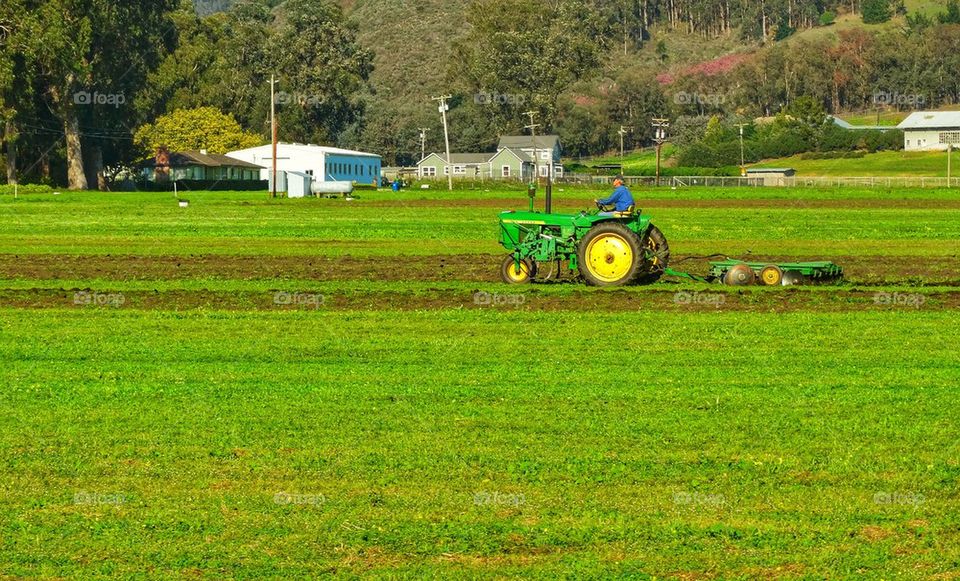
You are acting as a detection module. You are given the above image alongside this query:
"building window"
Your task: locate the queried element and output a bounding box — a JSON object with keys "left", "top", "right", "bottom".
{"left": 502, "top": 165, "right": 511, "bottom": 178}
{"left": 539, "top": 166, "right": 549, "bottom": 177}
{"left": 541, "top": 151, "right": 550, "bottom": 160}
{"left": 422, "top": 166, "right": 436, "bottom": 177}
{"left": 940, "top": 132, "right": 960, "bottom": 145}
{"left": 453, "top": 165, "right": 466, "bottom": 175}
{"left": 306, "top": 170, "right": 313, "bottom": 177}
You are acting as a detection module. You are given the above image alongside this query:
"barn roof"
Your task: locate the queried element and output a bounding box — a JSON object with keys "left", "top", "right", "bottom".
{"left": 139, "top": 151, "right": 264, "bottom": 169}
{"left": 898, "top": 111, "right": 960, "bottom": 130}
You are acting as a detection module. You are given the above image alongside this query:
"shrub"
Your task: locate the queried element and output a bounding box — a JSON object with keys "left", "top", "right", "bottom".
{"left": 819, "top": 11, "right": 836, "bottom": 26}
{"left": 0, "top": 184, "right": 55, "bottom": 195}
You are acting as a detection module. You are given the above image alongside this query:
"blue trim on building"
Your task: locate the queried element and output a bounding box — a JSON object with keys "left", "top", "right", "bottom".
{"left": 324, "top": 153, "right": 381, "bottom": 184}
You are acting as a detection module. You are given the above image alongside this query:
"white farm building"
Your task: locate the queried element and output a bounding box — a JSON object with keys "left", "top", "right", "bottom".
{"left": 226, "top": 143, "right": 382, "bottom": 185}
{"left": 898, "top": 112, "right": 960, "bottom": 151}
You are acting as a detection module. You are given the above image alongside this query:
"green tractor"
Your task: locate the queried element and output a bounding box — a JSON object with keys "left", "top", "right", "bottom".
{"left": 498, "top": 198, "right": 670, "bottom": 287}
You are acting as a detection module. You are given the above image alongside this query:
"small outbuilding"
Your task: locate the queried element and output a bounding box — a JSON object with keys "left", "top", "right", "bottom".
{"left": 746, "top": 168, "right": 796, "bottom": 186}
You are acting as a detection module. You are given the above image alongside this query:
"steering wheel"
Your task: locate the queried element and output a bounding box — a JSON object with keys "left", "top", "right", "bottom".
{"left": 595, "top": 200, "right": 606, "bottom": 211}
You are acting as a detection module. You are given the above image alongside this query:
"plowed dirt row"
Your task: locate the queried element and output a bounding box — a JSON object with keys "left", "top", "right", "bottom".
{"left": 2, "top": 254, "right": 958, "bottom": 284}
{"left": 5, "top": 288, "right": 956, "bottom": 312}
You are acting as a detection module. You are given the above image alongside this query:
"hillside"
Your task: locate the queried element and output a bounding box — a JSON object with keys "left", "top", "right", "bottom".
{"left": 754, "top": 150, "right": 955, "bottom": 177}
{"left": 344, "top": 0, "right": 469, "bottom": 158}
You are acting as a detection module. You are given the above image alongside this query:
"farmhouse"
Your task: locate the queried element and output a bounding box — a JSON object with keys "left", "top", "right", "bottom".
{"left": 417, "top": 149, "right": 537, "bottom": 181}
{"left": 497, "top": 134, "right": 564, "bottom": 178}
{"left": 226, "top": 143, "right": 382, "bottom": 185}
{"left": 139, "top": 149, "right": 264, "bottom": 182}
{"left": 898, "top": 111, "right": 960, "bottom": 151}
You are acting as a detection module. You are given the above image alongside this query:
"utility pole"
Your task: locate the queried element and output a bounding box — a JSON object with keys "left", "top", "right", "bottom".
{"left": 524, "top": 110, "right": 549, "bottom": 213}
{"left": 524, "top": 111, "right": 540, "bottom": 183}
{"left": 618, "top": 125, "right": 629, "bottom": 166}
{"left": 418, "top": 128, "right": 429, "bottom": 162}
{"left": 432, "top": 95, "right": 453, "bottom": 191}
{"left": 735, "top": 123, "right": 748, "bottom": 176}
{"left": 652, "top": 118, "right": 669, "bottom": 187}
{"left": 269, "top": 74, "right": 278, "bottom": 199}
{"left": 949, "top": 143, "right": 954, "bottom": 188}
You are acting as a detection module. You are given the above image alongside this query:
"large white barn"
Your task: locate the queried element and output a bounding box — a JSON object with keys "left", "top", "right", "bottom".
{"left": 226, "top": 143, "right": 382, "bottom": 185}
{"left": 898, "top": 112, "right": 960, "bottom": 151}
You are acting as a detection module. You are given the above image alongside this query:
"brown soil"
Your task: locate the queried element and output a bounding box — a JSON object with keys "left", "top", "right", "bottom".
{"left": 2, "top": 254, "right": 957, "bottom": 284}
{"left": 8, "top": 288, "right": 960, "bottom": 312}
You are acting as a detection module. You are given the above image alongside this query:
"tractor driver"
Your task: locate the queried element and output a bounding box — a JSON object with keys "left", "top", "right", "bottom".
{"left": 595, "top": 177, "right": 635, "bottom": 216}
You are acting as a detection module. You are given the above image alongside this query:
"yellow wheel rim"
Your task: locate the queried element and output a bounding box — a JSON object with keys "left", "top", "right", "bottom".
{"left": 761, "top": 267, "right": 782, "bottom": 286}
{"left": 646, "top": 238, "right": 661, "bottom": 266}
{"left": 506, "top": 261, "right": 530, "bottom": 283}
{"left": 586, "top": 233, "right": 634, "bottom": 283}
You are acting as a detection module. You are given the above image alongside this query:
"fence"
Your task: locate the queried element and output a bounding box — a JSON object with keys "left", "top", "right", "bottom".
{"left": 558, "top": 174, "right": 960, "bottom": 188}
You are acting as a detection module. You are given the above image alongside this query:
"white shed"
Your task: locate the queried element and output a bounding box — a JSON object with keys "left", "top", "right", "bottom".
{"left": 286, "top": 171, "right": 313, "bottom": 198}
{"left": 225, "top": 143, "right": 382, "bottom": 186}
{"left": 898, "top": 112, "right": 960, "bottom": 151}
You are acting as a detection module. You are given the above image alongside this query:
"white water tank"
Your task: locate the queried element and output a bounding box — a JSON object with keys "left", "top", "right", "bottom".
{"left": 312, "top": 181, "right": 354, "bottom": 195}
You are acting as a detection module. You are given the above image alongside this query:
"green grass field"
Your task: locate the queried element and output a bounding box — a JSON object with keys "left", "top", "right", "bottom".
{"left": 2, "top": 187, "right": 959, "bottom": 578}
{"left": 753, "top": 149, "right": 958, "bottom": 177}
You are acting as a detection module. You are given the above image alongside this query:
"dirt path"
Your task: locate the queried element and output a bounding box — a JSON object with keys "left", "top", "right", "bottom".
{"left": 2, "top": 254, "right": 958, "bottom": 284}
{"left": 4, "top": 288, "right": 958, "bottom": 312}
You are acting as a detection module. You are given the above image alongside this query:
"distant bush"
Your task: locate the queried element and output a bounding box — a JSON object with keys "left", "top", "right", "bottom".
{"left": 819, "top": 11, "right": 836, "bottom": 26}
{"left": 0, "top": 184, "right": 54, "bottom": 195}
{"left": 135, "top": 180, "right": 268, "bottom": 192}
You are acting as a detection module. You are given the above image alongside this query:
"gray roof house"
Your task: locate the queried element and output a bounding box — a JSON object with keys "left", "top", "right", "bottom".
{"left": 497, "top": 134, "right": 564, "bottom": 178}
{"left": 417, "top": 149, "right": 537, "bottom": 181}
{"left": 138, "top": 149, "right": 265, "bottom": 182}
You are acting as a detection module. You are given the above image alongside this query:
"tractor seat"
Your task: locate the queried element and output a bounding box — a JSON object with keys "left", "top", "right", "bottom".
{"left": 612, "top": 204, "right": 636, "bottom": 218}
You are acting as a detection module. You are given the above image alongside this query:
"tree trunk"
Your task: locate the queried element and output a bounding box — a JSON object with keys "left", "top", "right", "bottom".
{"left": 84, "top": 144, "right": 104, "bottom": 191}
{"left": 4, "top": 119, "right": 17, "bottom": 185}
{"left": 64, "top": 108, "right": 87, "bottom": 190}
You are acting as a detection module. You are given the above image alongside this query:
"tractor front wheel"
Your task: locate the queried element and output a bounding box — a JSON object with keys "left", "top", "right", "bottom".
{"left": 577, "top": 223, "right": 643, "bottom": 287}
{"left": 500, "top": 256, "right": 536, "bottom": 284}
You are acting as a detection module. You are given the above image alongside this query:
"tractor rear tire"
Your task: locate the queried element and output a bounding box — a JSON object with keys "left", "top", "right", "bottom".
{"left": 500, "top": 256, "right": 536, "bottom": 284}
{"left": 636, "top": 224, "right": 671, "bottom": 285}
{"left": 577, "top": 222, "right": 643, "bottom": 287}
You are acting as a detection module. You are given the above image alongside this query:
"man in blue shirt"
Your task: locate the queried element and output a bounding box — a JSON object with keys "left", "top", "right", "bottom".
{"left": 595, "top": 177, "right": 635, "bottom": 215}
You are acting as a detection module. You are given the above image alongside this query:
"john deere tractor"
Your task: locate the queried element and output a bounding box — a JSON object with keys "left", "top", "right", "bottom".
{"left": 498, "top": 197, "right": 670, "bottom": 287}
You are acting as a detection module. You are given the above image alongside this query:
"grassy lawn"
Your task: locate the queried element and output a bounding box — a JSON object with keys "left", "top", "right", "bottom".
{"left": 569, "top": 146, "right": 678, "bottom": 175}
{"left": 753, "top": 150, "right": 957, "bottom": 177}
{"left": 3, "top": 189, "right": 959, "bottom": 258}
{"left": 1, "top": 187, "right": 958, "bottom": 577}
{"left": 838, "top": 112, "right": 907, "bottom": 127}
{"left": 3, "top": 309, "right": 959, "bottom": 578}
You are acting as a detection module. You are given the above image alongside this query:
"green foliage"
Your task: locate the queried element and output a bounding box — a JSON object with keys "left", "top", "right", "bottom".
{"left": 938, "top": 0, "right": 960, "bottom": 23}
{"left": 452, "top": 0, "right": 604, "bottom": 134}
{"left": 269, "top": 0, "right": 373, "bottom": 145}
{"left": 133, "top": 107, "right": 263, "bottom": 155}
{"left": 787, "top": 96, "right": 827, "bottom": 127}
{"left": 0, "top": 183, "right": 53, "bottom": 195}
{"left": 862, "top": 0, "right": 893, "bottom": 23}
{"left": 819, "top": 10, "right": 836, "bottom": 26}
{"left": 774, "top": 13, "right": 797, "bottom": 40}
